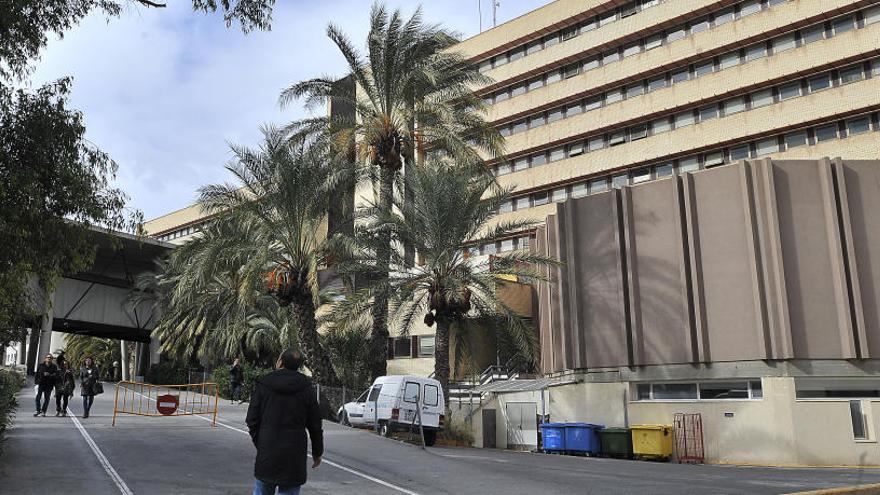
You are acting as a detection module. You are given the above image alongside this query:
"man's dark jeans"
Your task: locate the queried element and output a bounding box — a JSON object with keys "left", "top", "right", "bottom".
{"left": 35, "top": 386, "right": 52, "bottom": 413}
{"left": 231, "top": 382, "right": 242, "bottom": 402}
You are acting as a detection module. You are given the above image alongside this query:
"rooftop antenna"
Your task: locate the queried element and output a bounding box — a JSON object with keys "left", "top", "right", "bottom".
{"left": 478, "top": 0, "right": 482, "bottom": 32}
{"left": 493, "top": 0, "right": 500, "bottom": 27}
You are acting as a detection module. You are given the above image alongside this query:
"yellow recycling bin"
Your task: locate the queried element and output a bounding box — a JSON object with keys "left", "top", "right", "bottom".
{"left": 631, "top": 424, "right": 673, "bottom": 460}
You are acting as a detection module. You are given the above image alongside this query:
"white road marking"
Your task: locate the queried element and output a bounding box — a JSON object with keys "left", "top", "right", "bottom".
{"left": 67, "top": 408, "right": 134, "bottom": 495}
{"left": 123, "top": 385, "right": 421, "bottom": 495}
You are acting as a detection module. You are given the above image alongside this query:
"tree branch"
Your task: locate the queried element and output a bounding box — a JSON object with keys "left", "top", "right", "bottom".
{"left": 136, "top": 0, "right": 167, "bottom": 8}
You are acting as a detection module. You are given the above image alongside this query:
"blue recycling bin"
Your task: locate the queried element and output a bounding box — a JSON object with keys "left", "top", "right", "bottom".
{"left": 564, "top": 423, "right": 604, "bottom": 455}
{"left": 539, "top": 422, "right": 567, "bottom": 452}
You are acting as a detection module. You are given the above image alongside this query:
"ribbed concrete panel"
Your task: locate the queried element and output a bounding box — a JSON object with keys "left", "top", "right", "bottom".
{"left": 536, "top": 158, "right": 879, "bottom": 372}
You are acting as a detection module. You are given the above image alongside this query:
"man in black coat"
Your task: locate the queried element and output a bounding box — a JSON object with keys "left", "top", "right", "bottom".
{"left": 34, "top": 354, "right": 58, "bottom": 417}
{"left": 230, "top": 358, "right": 244, "bottom": 405}
{"left": 246, "top": 350, "right": 323, "bottom": 495}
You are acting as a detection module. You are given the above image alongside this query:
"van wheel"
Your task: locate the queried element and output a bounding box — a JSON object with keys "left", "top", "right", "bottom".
{"left": 379, "top": 422, "right": 392, "bottom": 438}
{"left": 338, "top": 411, "right": 351, "bottom": 427}
{"left": 423, "top": 429, "right": 437, "bottom": 447}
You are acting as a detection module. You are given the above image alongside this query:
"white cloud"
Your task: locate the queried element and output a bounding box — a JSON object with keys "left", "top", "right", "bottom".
{"left": 29, "top": 0, "right": 550, "bottom": 219}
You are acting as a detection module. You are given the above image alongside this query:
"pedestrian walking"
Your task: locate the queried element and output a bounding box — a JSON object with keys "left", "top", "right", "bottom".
{"left": 246, "top": 350, "right": 323, "bottom": 495}
{"left": 34, "top": 354, "right": 58, "bottom": 417}
{"left": 55, "top": 361, "right": 76, "bottom": 417}
{"left": 80, "top": 357, "right": 100, "bottom": 418}
{"left": 230, "top": 358, "right": 244, "bottom": 405}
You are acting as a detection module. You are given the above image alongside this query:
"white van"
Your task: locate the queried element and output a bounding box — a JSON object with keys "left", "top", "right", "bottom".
{"left": 337, "top": 375, "right": 445, "bottom": 446}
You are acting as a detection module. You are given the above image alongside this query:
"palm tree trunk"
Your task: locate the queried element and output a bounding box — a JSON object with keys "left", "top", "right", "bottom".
{"left": 434, "top": 314, "right": 451, "bottom": 408}
{"left": 368, "top": 166, "right": 394, "bottom": 381}
{"left": 289, "top": 291, "right": 340, "bottom": 387}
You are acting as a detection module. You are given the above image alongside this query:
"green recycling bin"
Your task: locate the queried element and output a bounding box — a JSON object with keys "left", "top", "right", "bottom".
{"left": 599, "top": 427, "right": 633, "bottom": 459}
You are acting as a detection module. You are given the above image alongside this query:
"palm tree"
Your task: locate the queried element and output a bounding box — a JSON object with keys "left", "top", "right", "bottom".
{"left": 333, "top": 161, "right": 556, "bottom": 403}
{"left": 139, "top": 219, "right": 290, "bottom": 367}
{"left": 197, "top": 128, "right": 342, "bottom": 387}
{"left": 281, "top": 3, "right": 503, "bottom": 381}
{"left": 64, "top": 334, "right": 126, "bottom": 379}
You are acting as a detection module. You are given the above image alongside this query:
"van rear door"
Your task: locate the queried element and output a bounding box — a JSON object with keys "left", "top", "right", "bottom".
{"left": 362, "top": 383, "right": 383, "bottom": 426}
{"left": 398, "top": 381, "right": 421, "bottom": 425}
{"left": 420, "top": 382, "right": 442, "bottom": 428}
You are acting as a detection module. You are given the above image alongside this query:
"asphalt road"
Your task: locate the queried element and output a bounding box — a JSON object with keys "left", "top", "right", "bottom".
{"left": 2, "top": 381, "right": 880, "bottom": 495}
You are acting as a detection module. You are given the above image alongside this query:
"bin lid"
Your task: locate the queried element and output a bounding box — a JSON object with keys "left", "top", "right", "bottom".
{"left": 540, "top": 422, "right": 567, "bottom": 428}
{"left": 600, "top": 427, "right": 631, "bottom": 433}
{"left": 630, "top": 424, "right": 671, "bottom": 430}
{"left": 565, "top": 422, "right": 604, "bottom": 429}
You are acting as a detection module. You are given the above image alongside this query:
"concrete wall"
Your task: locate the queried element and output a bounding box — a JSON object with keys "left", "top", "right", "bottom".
{"left": 536, "top": 158, "right": 880, "bottom": 373}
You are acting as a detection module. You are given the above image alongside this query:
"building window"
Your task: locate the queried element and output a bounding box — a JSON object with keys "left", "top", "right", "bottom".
{"left": 745, "top": 44, "right": 766, "bottom": 62}
{"left": 719, "top": 52, "right": 740, "bottom": 70}
{"left": 751, "top": 89, "right": 773, "bottom": 108}
{"left": 588, "top": 136, "right": 605, "bottom": 151}
{"left": 729, "top": 144, "right": 751, "bottom": 161}
{"left": 784, "top": 131, "right": 808, "bottom": 149}
{"left": 714, "top": 8, "right": 734, "bottom": 25}
{"left": 839, "top": 65, "right": 864, "bottom": 85}
{"left": 666, "top": 26, "right": 686, "bottom": 42}
{"left": 652, "top": 117, "right": 672, "bottom": 134}
{"left": 583, "top": 57, "right": 600, "bottom": 72}
{"left": 532, "top": 192, "right": 549, "bottom": 206}
{"left": 529, "top": 113, "right": 547, "bottom": 129}
{"left": 568, "top": 142, "right": 585, "bottom": 157}
{"left": 563, "top": 63, "right": 580, "bottom": 79}
{"left": 552, "top": 188, "right": 568, "bottom": 203}
{"left": 547, "top": 108, "right": 564, "bottom": 123}
{"left": 815, "top": 124, "right": 839, "bottom": 142}
{"left": 699, "top": 105, "right": 718, "bottom": 122}
{"left": 611, "top": 174, "right": 629, "bottom": 189}
{"left": 512, "top": 120, "right": 527, "bottom": 134}
{"left": 808, "top": 74, "right": 831, "bottom": 93}
{"left": 648, "top": 75, "right": 667, "bottom": 92}
{"left": 778, "top": 82, "right": 801, "bottom": 101}
{"left": 626, "top": 82, "right": 644, "bottom": 98}
{"left": 704, "top": 150, "right": 724, "bottom": 167}
{"left": 514, "top": 197, "right": 530, "bottom": 210}
{"left": 571, "top": 183, "right": 589, "bottom": 198}
{"left": 393, "top": 337, "right": 412, "bottom": 358}
{"left": 645, "top": 33, "right": 663, "bottom": 50}
{"left": 847, "top": 117, "right": 871, "bottom": 135}
{"left": 655, "top": 163, "right": 674, "bottom": 177}
{"left": 500, "top": 238, "right": 515, "bottom": 252}
{"left": 801, "top": 25, "right": 825, "bottom": 44}
{"left": 678, "top": 157, "right": 699, "bottom": 173}
{"left": 608, "top": 131, "right": 626, "bottom": 146}
{"left": 603, "top": 50, "right": 620, "bottom": 65}
{"left": 851, "top": 401, "right": 868, "bottom": 440}
{"left": 866, "top": 6, "right": 880, "bottom": 25}
{"left": 526, "top": 40, "right": 543, "bottom": 55}
{"left": 605, "top": 88, "right": 624, "bottom": 104}
{"left": 694, "top": 61, "right": 714, "bottom": 77}
{"left": 772, "top": 34, "right": 797, "bottom": 53}
{"left": 755, "top": 137, "right": 779, "bottom": 156}
{"left": 566, "top": 102, "right": 583, "bottom": 117}
{"left": 632, "top": 168, "right": 651, "bottom": 183}
{"left": 671, "top": 68, "right": 690, "bottom": 84}
{"left": 483, "top": 242, "right": 497, "bottom": 255}
{"left": 629, "top": 124, "right": 648, "bottom": 140}
{"left": 549, "top": 147, "right": 565, "bottom": 162}
{"left": 588, "top": 178, "right": 608, "bottom": 194}
{"left": 599, "top": 10, "right": 617, "bottom": 26}
{"left": 531, "top": 153, "right": 547, "bottom": 167}
{"left": 514, "top": 158, "right": 529, "bottom": 172}
{"left": 584, "top": 96, "right": 602, "bottom": 111}
{"left": 636, "top": 381, "right": 763, "bottom": 401}
{"left": 740, "top": 0, "right": 762, "bottom": 17}
{"left": 623, "top": 42, "right": 641, "bottom": 58}
{"left": 690, "top": 19, "right": 710, "bottom": 34}
{"left": 675, "top": 111, "right": 695, "bottom": 128}
{"left": 832, "top": 16, "right": 855, "bottom": 36}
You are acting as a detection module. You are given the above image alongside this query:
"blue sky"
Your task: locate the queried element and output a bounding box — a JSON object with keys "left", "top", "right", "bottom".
{"left": 28, "top": 0, "right": 550, "bottom": 220}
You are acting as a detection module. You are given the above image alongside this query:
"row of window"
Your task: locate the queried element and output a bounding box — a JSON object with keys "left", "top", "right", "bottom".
{"left": 493, "top": 112, "right": 880, "bottom": 214}
{"left": 493, "top": 5, "right": 880, "bottom": 142}
{"left": 635, "top": 381, "right": 764, "bottom": 401}
{"left": 156, "top": 222, "right": 206, "bottom": 242}
{"left": 465, "top": 235, "right": 532, "bottom": 258}
{"left": 387, "top": 335, "right": 435, "bottom": 359}
{"left": 495, "top": 55, "right": 880, "bottom": 179}
{"left": 476, "top": 0, "right": 665, "bottom": 73}
{"left": 483, "top": 0, "right": 793, "bottom": 106}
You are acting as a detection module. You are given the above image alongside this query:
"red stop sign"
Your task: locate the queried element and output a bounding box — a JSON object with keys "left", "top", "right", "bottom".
{"left": 156, "top": 394, "right": 179, "bottom": 415}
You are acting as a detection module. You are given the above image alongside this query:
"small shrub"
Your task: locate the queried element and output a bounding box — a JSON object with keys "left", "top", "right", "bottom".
{"left": 0, "top": 368, "right": 26, "bottom": 447}
{"left": 440, "top": 419, "right": 475, "bottom": 446}
{"left": 145, "top": 361, "right": 189, "bottom": 385}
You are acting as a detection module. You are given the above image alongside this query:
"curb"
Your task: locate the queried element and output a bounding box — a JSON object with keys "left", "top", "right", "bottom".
{"left": 784, "top": 483, "right": 880, "bottom": 495}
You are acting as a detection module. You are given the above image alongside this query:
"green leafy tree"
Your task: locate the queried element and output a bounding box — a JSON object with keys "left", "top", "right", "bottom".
{"left": 282, "top": 3, "right": 503, "bottom": 381}
{"left": 0, "top": 79, "right": 139, "bottom": 347}
{"left": 196, "top": 128, "right": 343, "bottom": 386}
{"left": 64, "top": 333, "right": 127, "bottom": 378}
{"left": 333, "top": 161, "right": 556, "bottom": 403}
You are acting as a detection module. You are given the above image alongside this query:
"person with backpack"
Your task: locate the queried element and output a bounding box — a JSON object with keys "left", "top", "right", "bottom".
{"left": 246, "top": 350, "right": 323, "bottom": 495}
{"left": 79, "top": 357, "right": 100, "bottom": 418}
{"left": 55, "top": 360, "right": 76, "bottom": 416}
{"left": 34, "top": 354, "right": 59, "bottom": 417}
